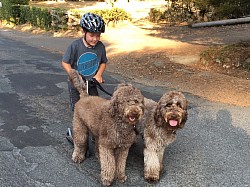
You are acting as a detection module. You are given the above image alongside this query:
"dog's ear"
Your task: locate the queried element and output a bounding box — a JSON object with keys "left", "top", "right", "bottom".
{"left": 181, "top": 110, "right": 188, "bottom": 126}
{"left": 154, "top": 104, "right": 164, "bottom": 126}
{"left": 180, "top": 98, "right": 188, "bottom": 126}
{"left": 181, "top": 97, "right": 188, "bottom": 111}
{"left": 108, "top": 93, "right": 119, "bottom": 117}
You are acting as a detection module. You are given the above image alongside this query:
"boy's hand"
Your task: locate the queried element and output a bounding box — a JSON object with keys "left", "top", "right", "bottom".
{"left": 93, "top": 75, "right": 104, "bottom": 83}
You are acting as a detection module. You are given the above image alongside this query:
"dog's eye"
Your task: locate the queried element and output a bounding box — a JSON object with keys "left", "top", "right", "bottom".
{"left": 177, "top": 102, "right": 182, "bottom": 108}
{"left": 127, "top": 100, "right": 139, "bottom": 104}
{"left": 135, "top": 100, "right": 139, "bottom": 104}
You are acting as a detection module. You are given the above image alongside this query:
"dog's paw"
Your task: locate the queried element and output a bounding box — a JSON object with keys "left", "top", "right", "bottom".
{"left": 72, "top": 151, "right": 85, "bottom": 163}
{"left": 101, "top": 178, "right": 112, "bottom": 186}
{"left": 117, "top": 175, "right": 127, "bottom": 183}
{"left": 145, "top": 174, "right": 160, "bottom": 183}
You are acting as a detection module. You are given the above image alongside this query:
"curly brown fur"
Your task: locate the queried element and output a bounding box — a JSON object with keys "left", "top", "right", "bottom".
{"left": 69, "top": 69, "right": 88, "bottom": 97}
{"left": 136, "top": 91, "right": 188, "bottom": 182}
{"left": 70, "top": 70, "right": 145, "bottom": 186}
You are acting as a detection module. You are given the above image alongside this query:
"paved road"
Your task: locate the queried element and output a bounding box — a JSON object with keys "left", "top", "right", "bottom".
{"left": 0, "top": 30, "right": 249, "bottom": 187}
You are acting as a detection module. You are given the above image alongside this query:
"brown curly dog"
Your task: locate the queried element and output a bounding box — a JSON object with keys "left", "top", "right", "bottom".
{"left": 69, "top": 70, "right": 145, "bottom": 186}
{"left": 136, "top": 91, "right": 188, "bottom": 182}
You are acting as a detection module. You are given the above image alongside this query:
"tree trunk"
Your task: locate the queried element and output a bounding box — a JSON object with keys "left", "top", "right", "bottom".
{"left": 191, "top": 17, "right": 250, "bottom": 28}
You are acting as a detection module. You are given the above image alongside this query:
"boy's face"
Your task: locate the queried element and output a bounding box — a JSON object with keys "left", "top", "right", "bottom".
{"left": 84, "top": 31, "right": 101, "bottom": 47}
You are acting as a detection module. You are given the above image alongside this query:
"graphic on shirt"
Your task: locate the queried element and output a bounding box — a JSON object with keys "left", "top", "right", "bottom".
{"left": 77, "top": 52, "right": 99, "bottom": 80}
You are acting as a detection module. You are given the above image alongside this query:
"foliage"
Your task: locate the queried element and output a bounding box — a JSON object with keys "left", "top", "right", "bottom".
{"left": 148, "top": 8, "right": 164, "bottom": 23}
{"left": 148, "top": 0, "right": 250, "bottom": 25}
{"left": 211, "top": 0, "right": 250, "bottom": 19}
{"left": 92, "top": 8, "right": 131, "bottom": 26}
{"left": 0, "top": 0, "right": 29, "bottom": 24}
{"left": 193, "top": 0, "right": 250, "bottom": 19}
{"left": 50, "top": 8, "right": 68, "bottom": 31}
{"left": 1, "top": 1, "right": 130, "bottom": 31}
{"left": 70, "top": 8, "right": 131, "bottom": 27}
{"left": 9, "top": 0, "right": 29, "bottom": 4}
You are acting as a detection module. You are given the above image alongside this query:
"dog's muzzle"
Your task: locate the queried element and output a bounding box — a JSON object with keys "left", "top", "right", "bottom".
{"left": 165, "top": 112, "right": 183, "bottom": 128}
{"left": 125, "top": 106, "right": 143, "bottom": 124}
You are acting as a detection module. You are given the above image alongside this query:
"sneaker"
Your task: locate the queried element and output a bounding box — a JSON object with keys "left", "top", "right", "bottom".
{"left": 66, "top": 128, "right": 74, "bottom": 144}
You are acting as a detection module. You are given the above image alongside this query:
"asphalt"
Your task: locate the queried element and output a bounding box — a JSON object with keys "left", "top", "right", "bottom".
{"left": 0, "top": 28, "right": 249, "bottom": 187}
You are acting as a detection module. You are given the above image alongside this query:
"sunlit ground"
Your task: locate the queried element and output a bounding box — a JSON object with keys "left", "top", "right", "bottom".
{"left": 102, "top": 24, "right": 185, "bottom": 55}
{"left": 29, "top": 1, "right": 183, "bottom": 55}
{"left": 14, "top": 1, "right": 200, "bottom": 59}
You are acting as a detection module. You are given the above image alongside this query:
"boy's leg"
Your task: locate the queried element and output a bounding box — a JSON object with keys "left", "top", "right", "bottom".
{"left": 88, "top": 80, "right": 99, "bottom": 96}
{"left": 66, "top": 79, "right": 80, "bottom": 144}
{"left": 66, "top": 79, "right": 97, "bottom": 146}
{"left": 68, "top": 79, "right": 80, "bottom": 112}
{"left": 86, "top": 80, "right": 98, "bottom": 144}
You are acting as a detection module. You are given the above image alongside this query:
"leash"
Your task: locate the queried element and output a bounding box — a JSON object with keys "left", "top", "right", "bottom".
{"left": 92, "top": 78, "right": 113, "bottom": 96}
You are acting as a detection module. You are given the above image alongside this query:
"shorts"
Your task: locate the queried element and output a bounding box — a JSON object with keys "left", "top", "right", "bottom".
{"left": 68, "top": 78, "right": 98, "bottom": 111}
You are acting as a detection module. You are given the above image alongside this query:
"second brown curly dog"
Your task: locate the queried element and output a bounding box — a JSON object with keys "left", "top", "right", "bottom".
{"left": 69, "top": 70, "right": 145, "bottom": 186}
{"left": 136, "top": 91, "right": 188, "bottom": 182}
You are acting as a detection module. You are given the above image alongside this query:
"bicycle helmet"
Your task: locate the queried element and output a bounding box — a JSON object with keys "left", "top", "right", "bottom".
{"left": 80, "top": 13, "right": 105, "bottom": 33}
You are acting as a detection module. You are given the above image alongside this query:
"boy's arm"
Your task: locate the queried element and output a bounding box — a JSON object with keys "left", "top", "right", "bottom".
{"left": 94, "top": 63, "right": 106, "bottom": 83}
{"left": 62, "top": 60, "right": 106, "bottom": 83}
{"left": 61, "top": 61, "right": 72, "bottom": 76}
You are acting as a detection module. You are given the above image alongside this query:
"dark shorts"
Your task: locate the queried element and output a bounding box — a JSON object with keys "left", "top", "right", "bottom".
{"left": 68, "top": 79, "right": 98, "bottom": 111}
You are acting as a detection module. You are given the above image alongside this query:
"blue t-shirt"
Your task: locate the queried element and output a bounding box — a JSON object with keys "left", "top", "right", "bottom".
{"left": 62, "top": 38, "right": 108, "bottom": 70}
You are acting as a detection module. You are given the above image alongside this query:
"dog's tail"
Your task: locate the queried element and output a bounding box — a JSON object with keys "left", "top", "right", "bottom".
{"left": 69, "top": 69, "right": 88, "bottom": 97}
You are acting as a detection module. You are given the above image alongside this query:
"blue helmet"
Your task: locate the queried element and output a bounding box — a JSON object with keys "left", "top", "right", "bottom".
{"left": 80, "top": 13, "right": 105, "bottom": 33}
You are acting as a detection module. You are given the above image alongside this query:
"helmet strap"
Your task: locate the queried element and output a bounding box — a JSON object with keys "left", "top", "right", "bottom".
{"left": 83, "top": 31, "right": 95, "bottom": 49}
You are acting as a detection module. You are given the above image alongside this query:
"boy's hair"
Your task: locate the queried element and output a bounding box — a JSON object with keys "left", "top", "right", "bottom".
{"left": 80, "top": 13, "right": 105, "bottom": 33}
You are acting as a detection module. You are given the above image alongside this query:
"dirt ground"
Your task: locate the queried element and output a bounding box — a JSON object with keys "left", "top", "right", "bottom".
{"left": 100, "top": 22, "right": 250, "bottom": 107}
{"left": 3, "top": 1, "right": 250, "bottom": 106}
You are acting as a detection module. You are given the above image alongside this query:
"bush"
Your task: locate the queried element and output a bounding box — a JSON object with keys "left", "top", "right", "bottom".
{"left": 93, "top": 8, "right": 131, "bottom": 26}
{"left": 70, "top": 8, "right": 131, "bottom": 27}
{"left": 0, "top": 0, "right": 29, "bottom": 24}
{"left": 19, "top": 5, "right": 30, "bottom": 24}
{"left": 1, "top": 2, "right": 130, "bottom": 32}
{"left": 211, "top": 0, "right": 250, "bottom": 19}
{"left": 148, "top": 0, "right": 250, "bottom": 25}
{"left": 148, "top": 8, "right": 164, "bottom": 23}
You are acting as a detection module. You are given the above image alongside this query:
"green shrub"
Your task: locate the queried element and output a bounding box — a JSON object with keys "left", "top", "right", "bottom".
{"left": 19, "top": 5, "right": 30, "bottom": 24}
{"left": 212, "top": 1, "right": 250, "bottom": 19}
{"left": 148, "top": 8, "right": 164, "bottom": 23}
{"left": 1, "top": 2, "right": 130, "bottom": 31}
{"left": 0, "top": 0, "right": 29, "bottom": 24}
{"left": 70, "top": 8, "right": 131, "bottom": 26}
{"left": 148, "top": 0, "right": 250, "bottom": 25}
{"left": 10, "top": 0, "right": 29, "bottom": 5}
{"left": 50, "top": 8, "right": 67, "bottom": 31}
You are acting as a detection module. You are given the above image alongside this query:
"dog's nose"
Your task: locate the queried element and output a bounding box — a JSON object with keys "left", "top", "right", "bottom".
{"left": 130, "top": 111, "right": 139, "bottom": 118}
{"left": 130, "top": 101, "right": 135, "bottom": 105}
{"left": 171, "top": 114, "right": 178, "bottom": 118}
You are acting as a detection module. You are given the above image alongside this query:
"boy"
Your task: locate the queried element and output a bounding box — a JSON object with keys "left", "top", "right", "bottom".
{"left": 62, "top": 12, "right": 107, "bottom": 110}
{"left": 61, "top": 13, "right": 107, "bottom": 143}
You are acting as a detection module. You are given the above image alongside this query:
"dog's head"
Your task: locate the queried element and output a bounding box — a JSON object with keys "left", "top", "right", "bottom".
{"left": 110, "top": 83, "right": 145, "bottom": 125}
{"left": 154, "top": 91, "right": 188, "bottom": 130}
